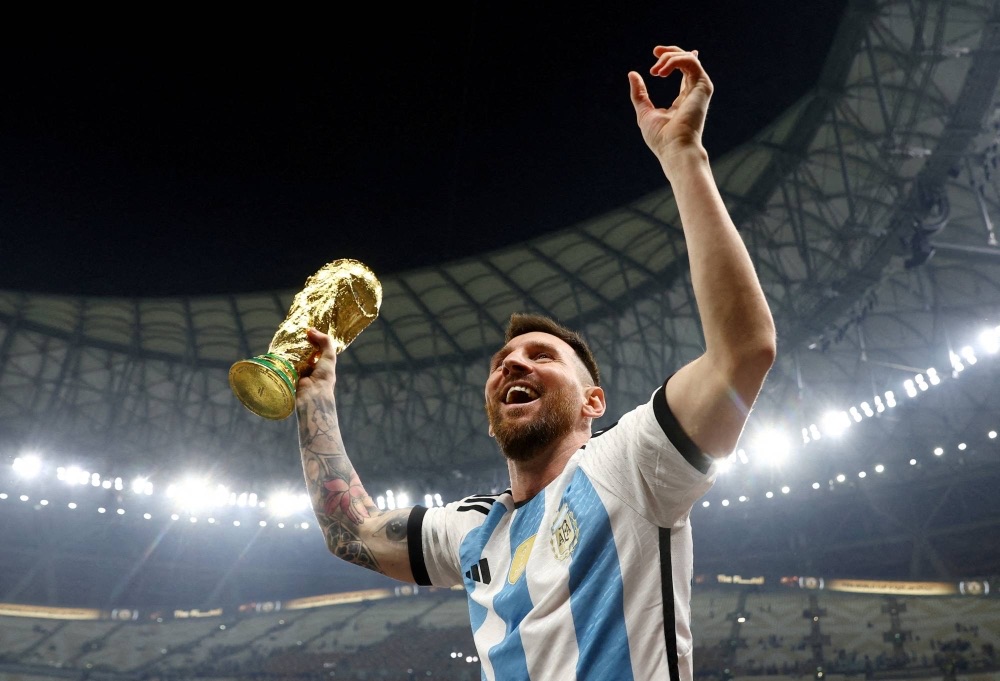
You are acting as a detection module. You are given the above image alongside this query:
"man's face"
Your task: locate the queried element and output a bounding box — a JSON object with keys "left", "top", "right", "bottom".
{"left": 484, "top": 332, "right": 592, "bottom": 461}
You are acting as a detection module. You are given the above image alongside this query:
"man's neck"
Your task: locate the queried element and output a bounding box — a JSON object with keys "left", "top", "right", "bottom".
{"left": 507, "top": 429, "right": 592, "bottom": 504}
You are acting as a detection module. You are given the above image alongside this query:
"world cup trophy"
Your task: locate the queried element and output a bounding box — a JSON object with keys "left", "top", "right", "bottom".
{"left": 228, "top": 258, "right": 382, "bottom": 420}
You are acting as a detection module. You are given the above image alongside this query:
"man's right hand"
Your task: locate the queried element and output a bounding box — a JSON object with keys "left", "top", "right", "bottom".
{"left": 297, "top": 327, "right": 337, "bottom": 394}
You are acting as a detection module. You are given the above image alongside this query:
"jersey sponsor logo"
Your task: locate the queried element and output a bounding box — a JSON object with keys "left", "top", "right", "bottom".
{"left": 550, "top": 502, "right": 579, "bottom": 561}
{"left": 507, "top": 535, "right": 536, "bottom": 585}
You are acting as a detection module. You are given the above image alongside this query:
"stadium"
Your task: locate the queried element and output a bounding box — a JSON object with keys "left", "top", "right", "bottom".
{"left": 2, "top": 1, "right": 999, "bottom": 679}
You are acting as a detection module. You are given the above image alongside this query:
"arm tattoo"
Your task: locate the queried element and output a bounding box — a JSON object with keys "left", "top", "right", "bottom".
{"left": 372, "top": 510, "right": 410, "bottom": 543}
{"left": 297, "top": 389, "right": 383, "bottom": 572}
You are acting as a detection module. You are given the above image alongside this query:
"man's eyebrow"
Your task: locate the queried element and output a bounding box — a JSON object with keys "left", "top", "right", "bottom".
{"left": 489, "top": 341, "right": 563, "bottom": 368}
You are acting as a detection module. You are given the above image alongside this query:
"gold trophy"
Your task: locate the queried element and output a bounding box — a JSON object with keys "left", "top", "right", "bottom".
{"left": 228, "top": 258, "right": 382, "bottom": 420}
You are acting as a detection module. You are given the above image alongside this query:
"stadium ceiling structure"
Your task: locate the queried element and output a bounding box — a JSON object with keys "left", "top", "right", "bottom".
{"left": 2, "top": 0, "right": 1000, "bottom": 606}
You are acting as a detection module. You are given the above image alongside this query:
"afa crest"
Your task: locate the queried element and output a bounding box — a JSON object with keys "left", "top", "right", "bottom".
{"left": 550, "top": 502, "right": 579, "bottom": 561}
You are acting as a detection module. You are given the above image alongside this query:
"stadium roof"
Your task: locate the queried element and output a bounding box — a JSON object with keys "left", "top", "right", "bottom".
{"left": 2, "top": 0, "right": 1000, "bottom": 607}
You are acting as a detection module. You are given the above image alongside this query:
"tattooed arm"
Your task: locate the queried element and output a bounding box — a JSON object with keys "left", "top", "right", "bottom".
{"left": 296, "top": 327, "right": 416, "bottom": 583}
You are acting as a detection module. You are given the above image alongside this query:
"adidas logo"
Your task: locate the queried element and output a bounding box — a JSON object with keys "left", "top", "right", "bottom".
{"left": 465, "top": 558, "right": 492, "bottom": 584}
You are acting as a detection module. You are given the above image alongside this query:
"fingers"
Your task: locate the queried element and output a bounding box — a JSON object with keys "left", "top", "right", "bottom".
{"left": 301, "top": 327, "right": 336, "bottom": 381}
{"left": 627, "top": 71, "right": 654, "bottom": 116}
{"left": 306, "top": 327, "right": 332, "bottom": 350}
{"left": 649, "top": 46, "right": 703, "bottom": 79}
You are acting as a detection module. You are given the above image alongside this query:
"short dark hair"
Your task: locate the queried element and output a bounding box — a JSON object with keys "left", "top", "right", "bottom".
{"left": 504, "top": 313, "right": 601, "bottom": 386}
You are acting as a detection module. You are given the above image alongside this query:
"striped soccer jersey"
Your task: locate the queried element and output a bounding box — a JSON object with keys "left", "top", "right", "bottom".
{"left": 407, "top": 384, "right": 717, "bottom": 681}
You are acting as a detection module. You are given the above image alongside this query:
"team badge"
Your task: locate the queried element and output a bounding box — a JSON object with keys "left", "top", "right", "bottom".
{"left": 550, "top": 502, "right": 579, "bottom": 561}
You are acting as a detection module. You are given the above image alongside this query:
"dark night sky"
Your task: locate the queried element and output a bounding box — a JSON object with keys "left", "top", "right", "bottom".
{"left": 2, "top": 3, "right": 847, "bottom": 297}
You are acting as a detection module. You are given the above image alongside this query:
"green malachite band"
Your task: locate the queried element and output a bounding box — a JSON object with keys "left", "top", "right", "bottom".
{"left": 247, "top": 356, "right": 296, "bottom": 396}
{"left": 263, "top": 353, "right": 298, "bottom": 382}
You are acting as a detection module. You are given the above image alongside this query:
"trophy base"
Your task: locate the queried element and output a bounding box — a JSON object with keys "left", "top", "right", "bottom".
{"left": 228, "top": 354, "right": 299, "bottom": 420}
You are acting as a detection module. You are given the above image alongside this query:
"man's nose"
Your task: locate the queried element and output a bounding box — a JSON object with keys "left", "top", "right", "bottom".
{"left": 502, "top": 352, "right": 529, "bottom": 374}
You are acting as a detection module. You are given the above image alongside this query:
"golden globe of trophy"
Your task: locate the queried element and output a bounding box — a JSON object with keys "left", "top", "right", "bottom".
{"left": 228, "top": 258, "right": 382, "bottom": 420}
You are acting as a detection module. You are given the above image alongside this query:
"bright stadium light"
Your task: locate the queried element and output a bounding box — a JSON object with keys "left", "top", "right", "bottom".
{"left": 821, "top": 411, "right": 851, "bottom": 438}
{"left": 752, "top": 428, "right": 791, "bottom": 466}
{"left": 980, "top": 327, "right": 1000, "bottom": 354}
{"left": 12, "top": 455, "right": 41, "bottom": 478}
{"left": 269, "top": 491, "right": 308, "bottom": 518}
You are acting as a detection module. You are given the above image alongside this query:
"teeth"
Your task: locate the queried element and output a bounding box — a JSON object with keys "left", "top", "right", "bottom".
{"left": 505, "top": 385, "right": 539, "bottom": 404}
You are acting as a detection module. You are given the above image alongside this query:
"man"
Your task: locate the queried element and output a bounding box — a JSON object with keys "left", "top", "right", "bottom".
{"left": 296, "top": 44, "right": 775, "bottom": 681}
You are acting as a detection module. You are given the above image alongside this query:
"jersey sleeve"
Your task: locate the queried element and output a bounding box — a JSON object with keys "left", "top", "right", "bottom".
{"left": 580, "top": 381, "right": 718, "bottom": 527}
{"left": 406, "top": 499, "right": 486, "bottom": 587}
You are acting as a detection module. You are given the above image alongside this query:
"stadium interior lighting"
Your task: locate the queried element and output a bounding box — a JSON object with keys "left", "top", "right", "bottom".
{"left": 269, "top": 492, "right": 308, "bottom": 518}
{"left": 12, "top": 455, "right": 41, "bottom": 478}
{"left": 934, "top": 447, "right": 944, "bottom": 456}
{"left": 981, "top": 327, "right": 1000, "bottom": 354}
{"left": 752, "top": 428, "right": 791, "bottom": 466}
{"left": 821, "top": 411, "right": 851, "bottom": 438}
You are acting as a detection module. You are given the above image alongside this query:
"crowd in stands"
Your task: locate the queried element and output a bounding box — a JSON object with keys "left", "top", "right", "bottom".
{"left": 0, "top": 588, "right": 997, "bottom": 680}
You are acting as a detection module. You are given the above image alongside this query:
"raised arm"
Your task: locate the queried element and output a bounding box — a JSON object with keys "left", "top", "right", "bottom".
{"left": 628, "top": 46, "right": 777, "bottom": 458}
{"left": 296, "top": 328, "right": 416, "bottom": 582}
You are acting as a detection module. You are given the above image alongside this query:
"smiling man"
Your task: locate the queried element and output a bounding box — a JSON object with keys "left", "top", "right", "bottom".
{"left": 295, "top": 44, "right": 776, "bottom": 681}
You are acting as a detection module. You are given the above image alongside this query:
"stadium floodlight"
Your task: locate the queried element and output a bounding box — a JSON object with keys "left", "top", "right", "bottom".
{"left": 821, "top": 411, "right": 851, "bottom": 438}
{"left": 433, "top": 493, "right": 443, "bottom": 507}
{"left": 934, "top": 447, "right": 944, "bottom": 456}
{"left": 376, "top": 495, "right": 386, "bottom": 510}
{"left": 950, "top": 351, "right": 965, "bottom": 373}
{"left": 885, "top": 391, "right": 896, "bottom": 408}
{"left": 904, "top": 380, "right": 918, "bottom": 398}
{"left": 752, "top": 428, "right": 791, "bottom": 466}
{"left": 132, "top": 477, "right": 148, "bottom": 494}
{"left": 960, "top": 346, "right": 977, "bottom": 365}
{"left": 169, "top": 478, "right": 213, "bottom": 513}
{"left": 989, "top": 431, "right": 997, "bottom": 440}
{"left": 396, "top": 492, "right": 410, "bottom": 508}
{"left": 268, "top": 491, "right": 306, "bottom": 518}
{"left": 980, "top": 328, "right": 1000, "bottom": 354}
{"left": 926, "top": 368, "right": 940, "bottom": 385}
{"left": 12, "top": 455, "right": 41, "bottom": 478}
{"left": 875, "top": 464, "right": 885, "bottom": 473}
{"left": 958, "top": 443, "right": 967, "bottom": 451}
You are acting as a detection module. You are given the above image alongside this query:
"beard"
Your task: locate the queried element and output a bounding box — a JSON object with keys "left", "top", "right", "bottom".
{"left": 486, "top": 385, "right": 580, "bottom": 462}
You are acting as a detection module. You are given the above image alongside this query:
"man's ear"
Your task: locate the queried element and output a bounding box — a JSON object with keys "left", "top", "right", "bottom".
{"left": 581, "top": 386, "right": 606, "bottom": 419}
